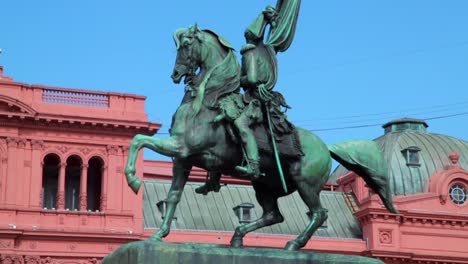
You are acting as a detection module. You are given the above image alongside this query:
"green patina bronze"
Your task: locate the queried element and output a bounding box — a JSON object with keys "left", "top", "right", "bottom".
{"left": 124, "top": 0, "right": 399, "bottom": 253}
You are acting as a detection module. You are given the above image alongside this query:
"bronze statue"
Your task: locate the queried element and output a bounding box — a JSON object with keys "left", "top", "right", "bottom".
{"left": 124, "top": 1, "right": 399, "bottom": 250}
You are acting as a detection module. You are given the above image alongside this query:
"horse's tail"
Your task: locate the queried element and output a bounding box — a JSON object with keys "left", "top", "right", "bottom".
{"left": 328, "top": 140, "right": 399, "bottom": 214}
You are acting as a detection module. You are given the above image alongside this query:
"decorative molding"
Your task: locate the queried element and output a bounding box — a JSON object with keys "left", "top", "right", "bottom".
{"left": 79, "top": 194, "right": 87, "bottom": 211}
{"left": 80, "top": 147, "right": 92, "bottom": 156}
{"left": 31, "top": 140, "right": 45, "bottom": 150}
{"left": 1, "top": 255, "right": 24, "bottom": 264}
{"left": 6, "top": 137, "right": 18, "bottom": 148}
{"left": 0, "top": 239, "right": 12, "bottom": 248}
{"left": 56, "top": 146, "right": 69, "bottom": 154}
{"left": 24, "top": 255, "right": 40, "bottom": 264}
{"left": 1, "top": 157, "right": 7, "bottom": 164}
{"left": 379, "top": 230, "right": 393, "bottom": 244}
{"left": 17, "top": 138, "right": 27, "bottom": 148}
{"left": 106, "top": 145, "right": 119, "bottom": 156}
{"left": 57, "top": 191, "right": 65, "bottom": 209}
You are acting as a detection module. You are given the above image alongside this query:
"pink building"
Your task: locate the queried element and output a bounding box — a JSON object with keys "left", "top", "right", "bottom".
{"left": 1, "top": 66, "right": 467, "bottom": 263}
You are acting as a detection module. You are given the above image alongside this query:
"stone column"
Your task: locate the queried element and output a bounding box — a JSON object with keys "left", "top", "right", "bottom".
{"left": 100, "top": 165, "right": 108, "bottom": 212}
{"left": 30, "top": 140, "right": 45, "bottom": 209}
{"left": 5, "top": 137, "right": 18, "bottom": 206}
{"left": 57, "top": 162, "right": 67, "bottom": 210}
{"left": 79, "top": 164, "right": 89, "bottom": 211}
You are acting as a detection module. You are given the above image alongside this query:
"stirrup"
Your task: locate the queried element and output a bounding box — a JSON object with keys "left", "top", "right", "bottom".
{"left": 235, "top": 160, "right": 262, "bottom": 179}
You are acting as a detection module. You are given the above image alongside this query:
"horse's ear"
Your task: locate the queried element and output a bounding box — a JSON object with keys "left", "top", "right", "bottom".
{"left": 193, "top": 23, "right": 199, "bottom": 32}
{"left": 173, "top": 28, "right": 186, "bottom": 50}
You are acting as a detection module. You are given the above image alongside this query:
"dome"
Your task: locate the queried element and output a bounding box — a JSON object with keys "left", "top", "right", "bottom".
{"left": 331, "top": 118, "right": 468, "bottom": 196}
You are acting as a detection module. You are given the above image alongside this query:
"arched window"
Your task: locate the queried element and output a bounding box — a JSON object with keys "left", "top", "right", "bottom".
{"left": 65, "top": 155, "right": 82, "bottom": 211}
{"left": 87, "top": 157, "right": 103, "bottom": 211}
{"left": 42, "top": 154, "right": 60, "bottom": 209}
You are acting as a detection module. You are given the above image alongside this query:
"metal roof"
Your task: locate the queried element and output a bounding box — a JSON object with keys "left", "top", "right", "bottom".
{"left": 143, "top": 180, "right": 362, "bottom": 239}
{"left": 331, "top": 119, "right": 468, "bottom": 196}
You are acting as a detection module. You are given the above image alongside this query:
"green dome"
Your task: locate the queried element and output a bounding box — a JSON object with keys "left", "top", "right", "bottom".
{"left": 331, "top": 118, "right": 468, "bottom": 196}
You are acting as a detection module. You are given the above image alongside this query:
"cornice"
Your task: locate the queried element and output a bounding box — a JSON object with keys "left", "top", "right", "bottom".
{"left": 356, "top": 208, "right": 468, "bottom": 227}
{"left": 0, "top": 115, "right": 160, "bottom": 136}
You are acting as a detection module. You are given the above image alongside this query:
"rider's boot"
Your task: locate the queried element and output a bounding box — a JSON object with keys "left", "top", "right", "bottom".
{"left": 235, "top": 159, "right": 261, "bottom": 180}
{"left": 195, "top": 172, "right": 222, "bottom": 195}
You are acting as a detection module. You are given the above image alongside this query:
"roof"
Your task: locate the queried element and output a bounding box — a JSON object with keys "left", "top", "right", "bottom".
{"left": 331, "top": 119, "right": 468, "bottom": 196}
{"left": 143, "top": 180, "right": 362, "bottom": 239}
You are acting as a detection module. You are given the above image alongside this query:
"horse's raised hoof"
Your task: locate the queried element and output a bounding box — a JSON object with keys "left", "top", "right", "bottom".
{"left": 284, "top": 240, "right": 301, "bottom": 251}
{"left": 127, "top": 176, "right": 142, "bottom": 195}
{"left": 230, "top": 237, "right": 243, "bottom": 248}
{"left": 195, "top": 182, "right": 221, "bottom": 195}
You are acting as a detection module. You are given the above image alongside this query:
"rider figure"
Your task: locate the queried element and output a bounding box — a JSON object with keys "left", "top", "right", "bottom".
{"left": 234, "top": 5, "right": 280, "bottom": 179}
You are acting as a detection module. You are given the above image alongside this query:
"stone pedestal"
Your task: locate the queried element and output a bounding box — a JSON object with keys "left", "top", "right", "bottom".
{"left": 103, "top": 241, "right": 383, "bottom": 264}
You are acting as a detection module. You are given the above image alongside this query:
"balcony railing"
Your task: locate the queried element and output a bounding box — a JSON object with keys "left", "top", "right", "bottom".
{"left": 42, "top": 89, "right": 109, "bottom": 107}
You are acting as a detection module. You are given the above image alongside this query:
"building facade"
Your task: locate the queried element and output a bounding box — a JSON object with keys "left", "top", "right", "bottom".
{"left": 1, "top": 66, "right": 467, "bottom": 263}
{"left": 0, "top": 66, "right": 160, "bottom": 263}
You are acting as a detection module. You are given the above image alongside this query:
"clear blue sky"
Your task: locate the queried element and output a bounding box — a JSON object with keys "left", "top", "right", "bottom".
{"left": 1, "top": 1, "right": 467, "bottom": 161}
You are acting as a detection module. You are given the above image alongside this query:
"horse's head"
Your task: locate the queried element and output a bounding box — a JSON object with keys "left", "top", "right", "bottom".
{"left": 171, "top": 24, "right": 204, "bottom": 84}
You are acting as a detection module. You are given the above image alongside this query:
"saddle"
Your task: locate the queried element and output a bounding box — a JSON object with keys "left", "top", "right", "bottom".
{"left": 219, "top": 93, "right": 304, "bottom": 159}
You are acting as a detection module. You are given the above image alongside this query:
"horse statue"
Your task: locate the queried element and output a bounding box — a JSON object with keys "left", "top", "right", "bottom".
{"left": 124, "top": 25, "right": 399, "bottom": 251}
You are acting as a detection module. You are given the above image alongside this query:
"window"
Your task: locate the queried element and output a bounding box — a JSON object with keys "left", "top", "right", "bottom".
{"left": 42, "top": 154, "right": 60, "bottom": 209}
{"left": 65, "top": 155, "right": 82, "bottom": 211}
{"left": 87, "top": 157, "right": 103, "bottom": 211}
{"left": 401, "top": 146, "right": 421, "bottom": 167}
{"left": 449, "top": 183, "right": 467, "bottom": 206}
{"left": 233, "top": 203, "right": 254, "bottom": 223}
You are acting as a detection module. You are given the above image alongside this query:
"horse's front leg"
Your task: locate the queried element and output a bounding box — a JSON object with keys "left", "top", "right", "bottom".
{"left": 125, "top": 134, "right": 188, "bottom": 194}
{"left": 150, "top": 160, "right": 192, "bottom": 241}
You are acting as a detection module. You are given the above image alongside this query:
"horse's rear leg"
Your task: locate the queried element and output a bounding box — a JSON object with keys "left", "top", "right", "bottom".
{"left": 150, "top": 160, "right": 192, "bottom": 241}
{"left": 285, "top": 180, "right": 328, "bottom": 251}
{"left": 230, "top": 186, "right": 284, "bottom": 248}
{"left": 125, "top": 134, "right": 187, "bottom": 193}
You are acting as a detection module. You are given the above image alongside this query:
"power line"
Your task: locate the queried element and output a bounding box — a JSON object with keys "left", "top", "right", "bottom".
{"left": 153, "top": 110, "right": 468, "bottom": 135}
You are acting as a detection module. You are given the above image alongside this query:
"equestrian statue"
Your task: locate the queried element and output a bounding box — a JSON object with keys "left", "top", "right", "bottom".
{"left": 124, "top": 0, "right": 399, "bottom": 251}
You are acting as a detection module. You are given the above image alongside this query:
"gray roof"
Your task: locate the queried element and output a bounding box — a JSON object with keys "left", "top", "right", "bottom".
{"left": 143, "top": 180, "right": 362, "bottom": 239}
{"left": 331, "top": 119, "right": 468, "bottom": 196}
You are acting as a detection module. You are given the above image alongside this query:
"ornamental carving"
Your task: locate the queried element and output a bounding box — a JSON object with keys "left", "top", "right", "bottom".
{"left": 79, "top": 194, "right": 87, "bottom": 211}
{"left": 6, "top": 137, "right": 18, "bottom": 148}
{"left": 106, "top": 145, "right": 119, "bottom": 156}
{"left": 2, "top": 158, "right": 7, "bottom": 164}
{"left": 25, "top": 255, "right": 41, "bottom": 264}
{"left": 379, "top": 230, "right": 393, "bottom": 244}
{"left": 0, "top": 239, "right": 12, "bottom": 248}
{"left": 57, "top": 192, "right": 65, "bottom": 209}
{"left": 31, "top": 140, "right": 45, "bottom": 150}
{"left": 80, "top": 147, "right": 92, "bottom": 155}
{"left": 0, "top": 255, "right": 24, "bottom": 264}
{"left": 17, "top": 138, "right": 27, "bottom": 148}
{"left": 56, "top": 146, "right": 69, "bottom": 154}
